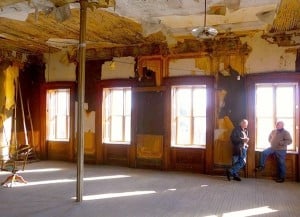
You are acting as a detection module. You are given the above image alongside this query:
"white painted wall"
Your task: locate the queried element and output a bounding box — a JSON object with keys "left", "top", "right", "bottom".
{"left": 242, "top": 32, "right": 296, "bottom": 74}
{"left": 75, "top": 102, "right": 95, "bottom": 133}
{"left": 44, "top": 51, "right": 76, "bottom": 82}
{"left": 169, "top": 58, "right": 206, "bottom": 76}
{"left": 101, "top": 57, "right": 135, "bottom": 79}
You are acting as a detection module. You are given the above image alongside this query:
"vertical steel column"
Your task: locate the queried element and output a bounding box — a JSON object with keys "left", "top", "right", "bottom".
{"left": 76, "top": 0, "right": 87, "bottom": 202}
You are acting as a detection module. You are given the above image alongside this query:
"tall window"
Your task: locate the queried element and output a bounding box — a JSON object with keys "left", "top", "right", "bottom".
{"left": 171, "top": 85, "right": 207, "bottom": 147}
{"left": 255, "top": 83, "right": 297, "bottom": 151}
{"left": 46, "top": 89, "right": 70, "bottom": 141}
{"left": 102, "top": 87, "right": 131, "bottom": 144}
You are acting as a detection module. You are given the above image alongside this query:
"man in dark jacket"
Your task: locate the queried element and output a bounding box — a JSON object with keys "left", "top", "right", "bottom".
{"left": 255, "top": 121, "right": 292, "bottom": 183}
{"left": 226, "top": 119, "right": 249, "bottom": 181}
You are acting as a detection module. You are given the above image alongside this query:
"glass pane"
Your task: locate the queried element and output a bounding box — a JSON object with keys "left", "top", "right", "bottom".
{"left": 104, "top": 91, "right": 111, "bottom": 120}
{"left": 111, "top": 90, "right": 124, "bottom": 115}
{"left": 103, "top": 88, "right": 132, "bottom": 143}
{"left": 256, "top": 86, "right": 273, "bottom": 117}
{"left": 176, "top": 88, "right": 191, "bottom": 116}
{"left": 256, "top": 118, "right": 274, "bottom": 149}
{"left": 56, "top": 116, "right": 67, "bottom": 139}
{"left": 194, "top": 117, "right": 206, "bottom": 145}
{"left": 276, "top": 87, "right": 294, "bottom": 117}
{"left": 193, "top": 88, "right": 206, "bottom": 116}
{"left": 111, "top": 116, "right": 123, "bottom": 141}
{"left": 177, "top": 117, "right": 191, "bottom": 145}
{"left": 103, "top": 119, "right": 110, "bottom": 142}
{"left": 125, "top": 116, "right": 131, "bottom": 142}
{"left": 57, "top": 90, "right": 69, "bottom": 115}
{"left": 46, "top": 89, "right": 70, "bottom": 140}
{"left": 125, "top": 89, "right": 131, "bottom": 116}
{"left": 49, "top": 118, "right": 55, "bottom": 139}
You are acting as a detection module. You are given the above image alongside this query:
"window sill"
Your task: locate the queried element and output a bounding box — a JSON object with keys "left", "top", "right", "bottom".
{"left": 103, "top": 142, "right": 130, "bottom": 145}
{"left": 287, "top": 150, "right": 298, "bottom": 154}
{"left": 171, "top": 145, "right": 206, "bottom": 149}
{"left": 255, "top": 149, "right": 298, "bottom": 154}
{"left": 47, "top": 139, "right": 69, "bottom": 142}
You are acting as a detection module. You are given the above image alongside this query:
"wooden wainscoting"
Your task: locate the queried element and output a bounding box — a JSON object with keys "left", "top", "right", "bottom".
{"left": 47, "top": 141, "right": 72, "bottom": 161}
{"left": 104, "top": 144, "right": 130, "bottom": 166}
{"left": 136, "top": 134, "right": 163, "bottom": 169}
{"left": 255, "top": 152, "right": 297, "bottom": 181}
{"left": 74, "top": 132, "right": 97, "bottom": 163}
{"left": 170, "top": 147, "right": 206, "bottom": 173}
{"left": 83, "top": 132, "right": 96, "bottom": 163}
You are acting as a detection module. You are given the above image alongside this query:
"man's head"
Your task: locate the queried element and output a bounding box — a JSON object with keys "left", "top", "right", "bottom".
{"left": 240, "top": 119, "right": 248, "bottom": 129}
{"left": 276, "top": 121, "right": 284, "bottom": 130}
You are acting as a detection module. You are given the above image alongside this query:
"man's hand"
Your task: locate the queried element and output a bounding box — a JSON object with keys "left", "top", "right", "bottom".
{"left": 242, "top": 137, "right": 250, "bottom": 143}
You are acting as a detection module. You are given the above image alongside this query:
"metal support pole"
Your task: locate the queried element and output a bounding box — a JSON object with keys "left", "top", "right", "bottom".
{"left": 76, "top": 0, "right": 88, "bottom": 202}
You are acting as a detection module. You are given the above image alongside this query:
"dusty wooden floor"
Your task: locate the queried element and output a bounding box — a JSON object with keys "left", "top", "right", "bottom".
{"left": 0, "top": 160, "right": 299, "bottom": 217}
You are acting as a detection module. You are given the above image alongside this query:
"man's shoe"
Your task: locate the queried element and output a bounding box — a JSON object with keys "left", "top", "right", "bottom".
{"left": 275, "top": 178, "right": 285, "bottom": 183}
{"left": 255, "top": 166, "right": 264, "bottom": 172}
{"left": 233, "top": 176, "right": 241, "bottom": 181}
{"left": 226, "top": 169, "right": 231, "bottom": 181}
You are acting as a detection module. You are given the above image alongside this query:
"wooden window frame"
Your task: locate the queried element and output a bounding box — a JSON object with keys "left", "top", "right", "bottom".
{"left": 46, "top": 88, "right": 71, "bottom": 141}
{"left": 246, "top": 72, "right": 300, "bottom": 154}
{"left": 255, "top": 83, "right": 297, "bottom": 151}
{"left": 163, "top": 76, "right": 215, "bottom": 150}
{"left": 171, "top": 85, "right": 207, "bottom": 148}
{"left": 102, "top": 87, "right": 131, "bottom": 144}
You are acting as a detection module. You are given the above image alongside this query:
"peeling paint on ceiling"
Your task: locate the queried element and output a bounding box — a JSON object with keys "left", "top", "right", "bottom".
{"left": 0, "top": 0, "right": 299, "bottom": 59}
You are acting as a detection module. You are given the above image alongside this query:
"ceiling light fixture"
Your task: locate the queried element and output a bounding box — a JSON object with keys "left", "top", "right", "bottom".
{"left": 191, "top": 0, "right": 218, "bottom": 39}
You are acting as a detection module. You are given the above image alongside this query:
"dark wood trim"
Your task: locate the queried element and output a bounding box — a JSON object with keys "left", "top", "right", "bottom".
{"left": 133, "top": 86, "right": 166, "bottom": 92}
{"left": 95, "top": 82, "right": 103, "bottom": 164}
{"left": 163, "top": 85, "right": 171, "bottom": 170}
{"left": 163, "top": 75, "right": 214, "bottom": 86}
{"left": 98, "top": 79, "right": 136, "bottom": 87}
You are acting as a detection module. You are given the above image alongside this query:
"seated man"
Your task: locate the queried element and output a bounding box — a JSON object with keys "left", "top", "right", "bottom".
{"left": 255, "top": 121, "right": 292, "bottom": 183}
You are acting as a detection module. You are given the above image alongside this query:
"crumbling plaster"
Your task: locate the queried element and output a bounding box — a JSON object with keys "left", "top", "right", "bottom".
{"left": 44, "top": 51, "right": 76, "bottom": 82}
{"left": 43, "top": 33, "right": 298, "bottom": 82}
{"left": 242, "top": 32, "right": 296, "bottom": 73}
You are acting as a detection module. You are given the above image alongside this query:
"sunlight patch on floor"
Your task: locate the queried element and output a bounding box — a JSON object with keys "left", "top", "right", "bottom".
{"left": 204, "top": 206, "right": 278, "bottom": 217}
{"left": 21, "top": 168, "right": 63, "bottom": 173}
{"left": 83, "top": 175, "right": 130, "bottom": 181}
{"left": 72, "top": 190, "right": 156, "bottom": 201}
{"left": 3, "top": 174, "right": 130, "bottom": 187}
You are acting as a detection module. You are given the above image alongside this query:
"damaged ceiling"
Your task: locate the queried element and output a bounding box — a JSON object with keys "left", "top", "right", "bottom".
{"left": 0, "top": 0, "right": 300, "bottom": 60}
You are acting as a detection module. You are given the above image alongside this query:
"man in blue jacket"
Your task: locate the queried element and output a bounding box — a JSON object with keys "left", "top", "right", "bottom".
{"left": 226, "top": 119, "right": 249, "bottom": 181}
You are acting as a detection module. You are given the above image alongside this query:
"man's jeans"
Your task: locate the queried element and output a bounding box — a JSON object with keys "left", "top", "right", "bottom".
{"left": 230, "top": 146, "right": 247, "bottom": 177}
{"left": 259, "top": 147, "right": 287, "bottom": 179}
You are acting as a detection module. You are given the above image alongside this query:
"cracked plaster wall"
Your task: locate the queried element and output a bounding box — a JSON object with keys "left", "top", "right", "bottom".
{"left": 242, "top": 32, "right": 296, "bottom": 73}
